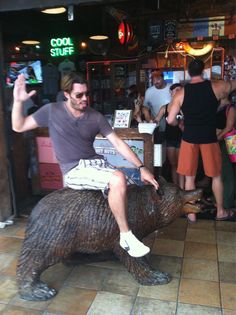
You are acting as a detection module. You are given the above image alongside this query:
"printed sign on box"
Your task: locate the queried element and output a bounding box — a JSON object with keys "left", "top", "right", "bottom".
{"left": 36, "top": 137, "right": 58, "bottom": 163}
{"left": 39, "top": 163, "right": 63, "bottom": 190}
{"left": 94, "top": 138, "right": 144, "bottom": 186}
{"left": 94, "top": 139, "right": 144, "bottom": 168}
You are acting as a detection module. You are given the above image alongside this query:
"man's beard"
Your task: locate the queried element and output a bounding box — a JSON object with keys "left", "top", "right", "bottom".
{"left": 70, "top": 100, "right": 87, "bottom": 112}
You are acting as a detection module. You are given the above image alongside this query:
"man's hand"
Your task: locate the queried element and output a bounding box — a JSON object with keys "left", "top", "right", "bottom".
{"left": 13, "top": 74, "right": 36, "bottom": 103}
{"left": 140, "top": 167, "right": 159, "bottom": 190}
{"left": 12, "top": 74, "right": 39, "bottom": 133}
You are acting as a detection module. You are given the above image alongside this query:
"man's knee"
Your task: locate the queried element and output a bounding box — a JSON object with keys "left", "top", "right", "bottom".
{"left": 109, "top": 170, "right": 127, "bottom": 189}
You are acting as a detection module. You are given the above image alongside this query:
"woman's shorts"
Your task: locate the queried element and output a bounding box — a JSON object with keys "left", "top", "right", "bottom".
{"left": 64, "top": 158, "right": 135, "bottom": 196}
{"left": 166, "top": 139, "right": 181, "bottom": 149}
{"left": 177, "top": 140, "right": 222, "bottom": 177}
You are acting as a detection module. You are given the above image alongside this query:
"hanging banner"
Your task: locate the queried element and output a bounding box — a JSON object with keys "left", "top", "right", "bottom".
{"left": 148, "top": 20, "right": 163, "bottom": 44}
{"left": 177, "top": 16, "right": 231, "bottom": 39}
{"left": 164, "top": 20, "right": 177, "bottom": 40}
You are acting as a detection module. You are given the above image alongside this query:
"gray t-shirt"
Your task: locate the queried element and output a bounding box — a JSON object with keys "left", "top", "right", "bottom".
{"left": 143, "top": 84, "right": 171, "bottom": 131}
{"left": 33, "top": 102, "right": 113, "bottom": 174}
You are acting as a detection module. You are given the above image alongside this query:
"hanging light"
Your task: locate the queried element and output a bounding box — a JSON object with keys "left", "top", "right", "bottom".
{"left": 41, "top": 7, "right": 66, "bottom": 14}
{"left": 80, "top": 41, "right": 87, "bottom": 49}
{"left": 22, "top": 40, "right": 40, "bottom": 45}
{"left": 118, "top": 21, "right": 133, "bottom": 45}
{"left": 89, "top": 35, "right": 109, "bottom": 40}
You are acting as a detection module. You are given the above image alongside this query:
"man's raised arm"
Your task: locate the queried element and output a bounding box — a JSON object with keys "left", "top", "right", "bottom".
{"left": 12, "top": 74, "right": 39, "bottom": 132}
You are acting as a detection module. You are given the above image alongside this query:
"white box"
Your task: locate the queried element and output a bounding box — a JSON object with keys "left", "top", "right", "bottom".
{"left": 138, "top": 123, "right": 157, "bottom": 134}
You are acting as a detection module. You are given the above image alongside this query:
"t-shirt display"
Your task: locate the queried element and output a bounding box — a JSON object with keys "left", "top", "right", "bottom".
{"left": 58, "top": 59, "right": 76, "bottom": 77}
{"left": 42, "top": 63, "right": 59, "bottom": 95}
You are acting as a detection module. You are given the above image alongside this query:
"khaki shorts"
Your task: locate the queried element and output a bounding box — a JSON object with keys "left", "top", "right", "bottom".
{"left": 177, "top": 140, "right": 222, "bottom": 177}
{"left": 64, "top": 158, "right": 135, "bottom": 196}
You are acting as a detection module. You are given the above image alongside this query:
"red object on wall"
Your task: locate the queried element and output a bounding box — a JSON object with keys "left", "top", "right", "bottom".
{"left": 39, "top": 163, "right": 63, "bottom": 190}
{"left": 118, "top": 21, "right": 133, "bottom": 45}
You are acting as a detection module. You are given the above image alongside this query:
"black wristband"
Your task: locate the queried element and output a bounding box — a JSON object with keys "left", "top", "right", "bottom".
{"left": 137, "top": 164, "right": 145, "bottom": 171}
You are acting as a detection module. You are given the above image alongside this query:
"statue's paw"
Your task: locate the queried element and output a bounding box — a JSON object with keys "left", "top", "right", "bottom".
{"left": 151, "top": 270, "right": 171, "bottom": 285}
{"left": 139, "top": 270, "right": 171, "bottom": 285}
{"left": 19, "top": 282, "right": 57, "bottom": 301}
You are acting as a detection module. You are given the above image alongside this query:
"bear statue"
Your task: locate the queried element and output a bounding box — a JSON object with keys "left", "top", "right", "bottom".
{"left": 17, "top": 177, "right": 202, "bottom": 301}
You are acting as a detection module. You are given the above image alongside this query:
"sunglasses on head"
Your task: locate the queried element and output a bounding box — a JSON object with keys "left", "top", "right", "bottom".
{"left": 74, "top": 91, "right": 90, "bottom": 99}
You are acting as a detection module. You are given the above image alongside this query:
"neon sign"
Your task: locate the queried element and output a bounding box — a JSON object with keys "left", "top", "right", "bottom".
{"left": 183, "top": 42, "right": 214, "bottom": 56}
{"left": 50, "top": 37, "right": 75, "bottom": 57}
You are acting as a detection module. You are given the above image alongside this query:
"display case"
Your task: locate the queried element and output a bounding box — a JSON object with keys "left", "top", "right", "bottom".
{"left": 86, "top": 59, "right": 139, "bottom": 115}
{"left": 143, "top": 47, "right": 225, "bottom": 87}
{"left": 210, "top": 47, "right": 225, "bottom": 80}
{"left": 155, "top": 51, "right": 186, "bottom": 70}
{"left": 143, "top": 51, "right": 187, "bottom": 88}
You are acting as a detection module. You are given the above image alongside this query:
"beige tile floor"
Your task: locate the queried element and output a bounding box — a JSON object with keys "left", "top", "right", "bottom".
{"left": 0, "top": 217, "right": 235, "bottom": 315}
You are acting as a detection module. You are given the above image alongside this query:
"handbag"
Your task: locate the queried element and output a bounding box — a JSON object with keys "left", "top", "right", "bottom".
{"left": 223, "top": 105, "right": 236, "bottom": 163}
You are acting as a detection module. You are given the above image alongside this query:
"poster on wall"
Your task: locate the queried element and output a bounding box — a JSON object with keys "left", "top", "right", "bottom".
{"left": 178, "top": 16, "right": 227, "bottom": 39}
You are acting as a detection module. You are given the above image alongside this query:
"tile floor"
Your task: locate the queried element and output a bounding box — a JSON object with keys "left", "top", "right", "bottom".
{"left": 0, "top": 217, "right": 235, "bottom": 315}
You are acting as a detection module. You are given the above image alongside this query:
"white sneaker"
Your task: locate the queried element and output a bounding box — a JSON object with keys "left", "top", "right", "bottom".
{"left": 120, "top": 231, "right": 150, "bottom": 258}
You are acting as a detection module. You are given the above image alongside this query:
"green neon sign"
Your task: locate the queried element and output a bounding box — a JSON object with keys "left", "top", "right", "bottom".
{"left": 50, "top": 37, "right": 75, "bottom": 57}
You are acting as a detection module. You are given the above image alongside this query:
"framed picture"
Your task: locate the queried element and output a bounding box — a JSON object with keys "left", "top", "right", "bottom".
{"left": 113, "top": 110, "right": 132, "bottom": 128}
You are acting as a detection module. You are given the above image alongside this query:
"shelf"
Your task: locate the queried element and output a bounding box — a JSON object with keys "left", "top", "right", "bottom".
{"left": 87, "top": 59, "right": 139, "bottom": 115}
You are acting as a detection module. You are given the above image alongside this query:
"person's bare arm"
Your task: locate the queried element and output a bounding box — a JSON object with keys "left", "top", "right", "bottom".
{"left": 217, "top": 106, "right": 236, "bottom": 141}
{"left": 142, "top": 106, "right": 153, "bottom": 122}
{"left": 166, "top": 89, "right": 184, "bottom": 126}
{"left": 153, "top": 105, "right": 166, "bottom": 124}
{"left": 142, "top": 106, "right": 152, "bottom": 122}
{"left": 212, "top": 79, "right": 236, "bottom": 100}
{"left": 133, "top": 97, "right": 142, "bottom": 122}
{"left": 106, "top": 131, "right": 159, "bottom": 189}
{"left": 12, "top": 74, "right": 39, "bottom": 132}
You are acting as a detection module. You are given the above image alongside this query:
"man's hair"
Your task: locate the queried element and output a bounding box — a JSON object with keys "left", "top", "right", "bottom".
{"left": 170, "top": 83, "right": 182, "bottom": 91}
{"left": 151, "top": 70, "right": 164, "bottom": 79}
{"left": 188, "top": 59, "right": 205, "bottom": 77}
{"left": 61, "top": 73, "right": 87, "bottom": 93}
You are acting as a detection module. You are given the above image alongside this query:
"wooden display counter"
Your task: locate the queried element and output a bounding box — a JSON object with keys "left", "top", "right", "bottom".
{"left": 33, "top": 128, "right": 154, "bottom": 193}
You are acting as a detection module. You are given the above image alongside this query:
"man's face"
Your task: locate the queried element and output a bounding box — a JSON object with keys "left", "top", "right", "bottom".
{"left": 65, "top": 83, "right": 89, "bottom": 112}
{"left": 152, "top": 76, "right": 165, "bottom": 89}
